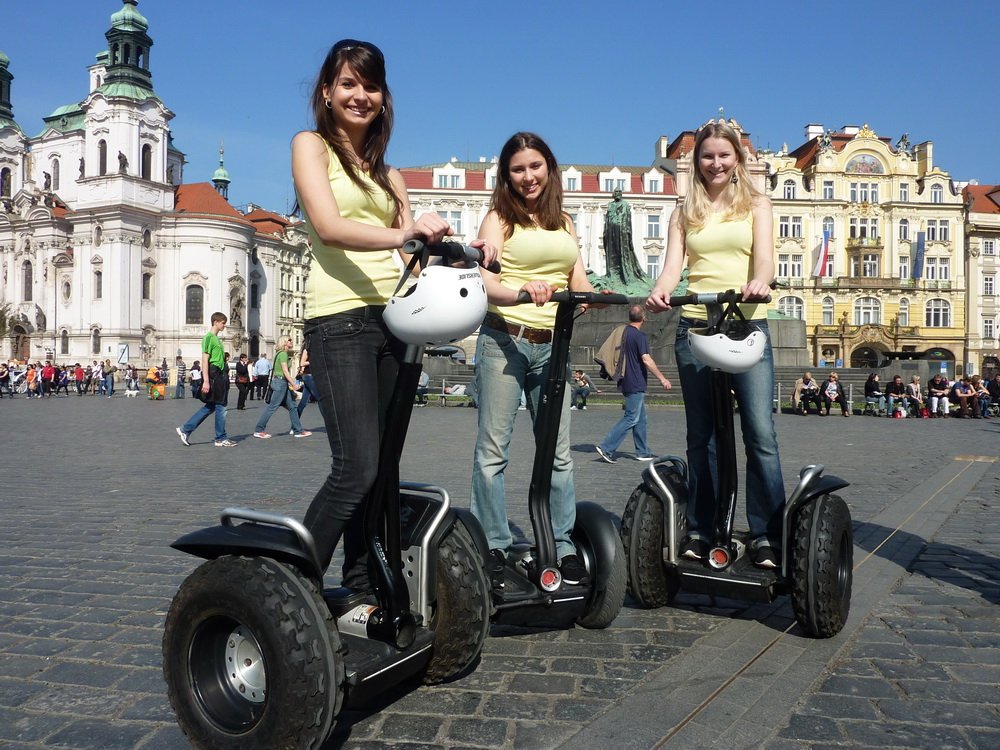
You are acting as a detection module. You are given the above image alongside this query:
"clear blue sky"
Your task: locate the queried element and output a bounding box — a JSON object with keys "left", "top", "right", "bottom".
{"left": 4, "top": 1, "right": 999, "bottom": 214}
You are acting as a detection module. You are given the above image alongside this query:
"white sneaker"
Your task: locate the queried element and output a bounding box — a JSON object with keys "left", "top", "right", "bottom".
{"left": 253, "top": 431, "right": 271, "bottom": 439}
{"left": 214, "top": 439, "right": 237, "bottom": 447}
{"left": 570, "top": 405, "right": 577, "bottom": 410}
{"left": 176, "top": 427, "right": 190, "bottom": 446}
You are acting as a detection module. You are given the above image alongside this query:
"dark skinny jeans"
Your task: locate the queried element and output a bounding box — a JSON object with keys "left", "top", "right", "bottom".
{"left": 302, "top": 306, "right": 404, "bottom": 588}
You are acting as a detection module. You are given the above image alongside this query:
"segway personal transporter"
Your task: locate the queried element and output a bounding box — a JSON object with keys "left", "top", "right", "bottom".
{"left": 620, "top": 289, "right": 852, "bottom": 638}
{"left": 488, "top": 290, "right": 630, "bottom": 630}
{"left": 162, "top": 241, "right": 493, "bottom": 749}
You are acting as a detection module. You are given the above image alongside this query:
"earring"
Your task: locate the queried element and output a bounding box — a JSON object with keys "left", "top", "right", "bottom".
{"left": 731, "top": 173, "right": 739, "bottom": 185}
{"left": 380, "top": 105, "right": 386, "bottom": 115}
{"left": 324, "top": 99, "right": 332, "bottom": 110}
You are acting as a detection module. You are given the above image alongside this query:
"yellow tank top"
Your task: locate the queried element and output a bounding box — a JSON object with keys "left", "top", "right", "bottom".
{"left": 489, "top": 224, "right": 579, "bottom": 329}
{"left": 683, "top": 212, "right": 768, "bottom": 320}
{"left": 303, "top": 139, "right": 398, "bottom": 318}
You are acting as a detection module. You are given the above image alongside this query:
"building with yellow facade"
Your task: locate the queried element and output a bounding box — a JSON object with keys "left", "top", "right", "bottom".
{"left": 761, "top": 124, "right": 967, "bottom": 375}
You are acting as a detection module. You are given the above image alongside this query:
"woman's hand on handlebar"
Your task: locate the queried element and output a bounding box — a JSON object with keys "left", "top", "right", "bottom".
{"left": 468, "top": 239, "right": 499, "bottom": 270}
{"left": 645, "top": 286, "right": 672, "bottom": 313}
{"left": 520, "top": 280, "right": 554, "bottom": 306}
{"left": 740, "top": 278, "right": 773, "bottom": 301}
{"left": 404, "top": 213, "right": 454, "bottom": 246}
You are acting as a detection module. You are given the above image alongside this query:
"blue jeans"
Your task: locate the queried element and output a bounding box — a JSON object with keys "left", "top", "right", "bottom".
{"left": 255, "top": 378, "right": 304, "bottom": 434}
{"left": 181, "top": 402, "right": 228, "bottom": 441}
{"left": 104, "top": 375, "right": 114, "bottom": 397}
{"left": 175, "top": 379, "right": 185, "bottom": 399}
{"left": 296, "top": 373, "right": 318, "bottom": 418}
{"left": 675, "top": 318, "right": 785, "bottom": 550}
{"left": 301, "top": 307, "right": 404, "bottom": 585}
{"left": 599, "top": 391, "right": 650, "bottom": 457}
{"left": 470, "top": 325, "right": 578, "bottom": 559}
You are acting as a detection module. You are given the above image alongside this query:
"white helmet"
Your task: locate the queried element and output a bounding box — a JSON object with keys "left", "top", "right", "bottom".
{"left": 688, "top": 322, "right": 766, "bottom": 374}
{"left": 384, "top": 263, "right": 487, "bottom": 345}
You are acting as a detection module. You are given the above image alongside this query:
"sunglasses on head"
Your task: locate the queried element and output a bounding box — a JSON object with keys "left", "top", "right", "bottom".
{"left": 332, "top": 39, "right": 384, "bottom": 64}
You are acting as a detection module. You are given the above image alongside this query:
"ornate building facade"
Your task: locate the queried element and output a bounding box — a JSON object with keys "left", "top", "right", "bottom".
{"left": 0, "top": 1, "right": 306, "bottom": 365}
{"left": 760, "top": 123, "right": 968, "bottom": 375}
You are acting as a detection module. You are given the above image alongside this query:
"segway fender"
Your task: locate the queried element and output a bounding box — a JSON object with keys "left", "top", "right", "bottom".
{"left": 450, "top": 507, "right": 491, "bottom": 564}
{"left": 782, "top": 465, "right": 850, "bottom": 574}
{"left": 574, "top": 502, "right": 620, "bottom": 589}
{"left": 171, "top": 510, "right": 323, "bottom": 581}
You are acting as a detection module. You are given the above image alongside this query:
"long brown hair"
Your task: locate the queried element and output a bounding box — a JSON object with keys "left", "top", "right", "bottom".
{"left": 491, "top": 132, "right": 567, "bottom": 240}
{"left": 309, "top": 40, "right": 401, "bottom": 219}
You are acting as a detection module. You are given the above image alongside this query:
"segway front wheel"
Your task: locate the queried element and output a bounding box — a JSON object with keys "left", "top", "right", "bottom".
{"left": 422, "top": 520, "right": 491, "bottom": 683}
{"left": 620, "top": 485, "right": 680, "bottom": 608}
{"left": 790, "top": 494, "right": 853, "bottom": 638}
{"left": 163, "top": 556, "right": 344, "bottom": 750}
{"left": 573, "top": 502, "right": 627, "bottom": 629}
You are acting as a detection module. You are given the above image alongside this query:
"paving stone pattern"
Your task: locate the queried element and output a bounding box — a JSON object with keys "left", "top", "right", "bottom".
{"left": 0, "top": 395, "right": 997, "bottom": 748}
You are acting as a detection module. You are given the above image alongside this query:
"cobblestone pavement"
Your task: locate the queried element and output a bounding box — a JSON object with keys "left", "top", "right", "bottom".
{"left": 0, "top": 394, "right": 997, "bottom": 748}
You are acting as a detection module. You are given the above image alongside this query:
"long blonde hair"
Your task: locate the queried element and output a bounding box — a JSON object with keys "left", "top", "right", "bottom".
{"left": 681, "top": 121, "right": 760, "bottom": 231}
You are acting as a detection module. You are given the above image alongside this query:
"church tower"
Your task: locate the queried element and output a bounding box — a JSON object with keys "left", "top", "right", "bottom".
{"left": 212, "top": 143, "right": 231, "bottom": 200}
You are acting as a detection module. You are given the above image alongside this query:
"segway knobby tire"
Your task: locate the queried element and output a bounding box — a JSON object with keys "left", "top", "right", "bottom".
{"left": 573, "top": 502, "right": 627, "bottom": 629}
{"left": 163, "top": 556, "right": 343, "bottom": 750}
{"left": 790, "top": 494, "right": 853, "bottom": 638}
{"left": 620, "top": 486, "right": 680, "bottom": 608}
{"left": 422, "top": 521, "right": 490, "bottom": 683}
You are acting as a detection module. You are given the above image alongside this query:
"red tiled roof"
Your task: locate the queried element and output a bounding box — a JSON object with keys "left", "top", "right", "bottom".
{"left": 963, "top": 184, "right": 1000, "bottom": 214}
{"left": 244, "top": 207, "right": 291, "bottom": 236}
{"left": 399, "top": 169, "right": 433, "bottom": 189}
{"left": 174, "top": 183, "right": 250, "bottom": 224}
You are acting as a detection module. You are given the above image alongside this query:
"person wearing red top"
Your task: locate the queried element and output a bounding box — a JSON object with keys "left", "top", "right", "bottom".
{"left": 74, "top": 364, "right": 85, "bottom": 396}
{"left": 41, "top": 361, "right": 56, "bottom": 398}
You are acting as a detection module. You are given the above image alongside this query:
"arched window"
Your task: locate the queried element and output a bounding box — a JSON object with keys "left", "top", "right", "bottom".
{"left": 0, "top": 167, "right": 11, "bottom": 197}
{"left": 778, "top": 295, "right": 804, "bottom": 320}
{"left": 137, "top": 46, "right": 145, "bottom": 68}
{"left": 898, "top": 218, "right": 909, "bottom": 241}
{"left": 854, "top": 296, "right": 881, "bottom": 325}
{"left": 822, "top": 296, "right": 835, "bottom": 325}
{"left": 91, "top": 329, "right": 101, "bottom": 355}
{"left": 185, "top": 285, "right": 204, "bottom": 325}
{"left": 142, "top": 272, "right": 152, "bottom": 301}
{"left": 22, "top": 261, "right": 33, "bottom": 302}
{"left": 822, "top": 216, "right": 835, "bottom": 239}
{"left": 925, "top": 298, "right": 950, "bottom": 327}
{"left": 250, "top": 282, "right": 259, "bottom": 308}
{"left": 93, "top": 270, "right": 103, "bottom": 299}
{"left": 98, "top": 140, "right": 108, "bottom": 176}
{"left": 931, "top": 184, "right": 943, "bottom": 204}
{"left": 898, "top": 298, "right": 910, "bottom": 326}
{"left": 124, "top": 44, "right": 132, "bottom": 65}
{"left": 141, "top": 144, "right": 152, "bottom": 180}
{"left": 51, "top": 159, "right": 60, "bottom": 191}
{"left": 783, "top": 179, "right": 796, "bottom": 200}
{"left": 60, "top": 330, "right": 69, "bottom": 355}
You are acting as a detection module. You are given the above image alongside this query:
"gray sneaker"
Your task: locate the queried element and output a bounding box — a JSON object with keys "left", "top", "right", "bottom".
{"left": 176, "top": 427, "right": 190, "bottom": 446}
{"left": 214, "top": 439, "right": 237, "bottom": 447}
{"left": 595, "top": 446, "right": 616, "bottom": 464}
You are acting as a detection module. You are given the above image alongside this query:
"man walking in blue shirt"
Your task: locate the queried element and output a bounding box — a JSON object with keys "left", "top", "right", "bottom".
{"left": 596, "top": 305, "right": 671, "bottom": 463}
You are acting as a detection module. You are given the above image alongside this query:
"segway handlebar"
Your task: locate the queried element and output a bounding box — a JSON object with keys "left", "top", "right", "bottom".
{"left": 666, "top": 284, "right": 775, "bottom": 308}
{"left": 402, "top": 239, "right": 499, "bottom": 272}
{"left": 514, "top": 290, "right": 644, "bottom": 306}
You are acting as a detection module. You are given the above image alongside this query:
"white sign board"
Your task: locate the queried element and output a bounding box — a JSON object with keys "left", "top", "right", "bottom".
{"left": 117, "top": 344, "right": 130, "bottom": 366}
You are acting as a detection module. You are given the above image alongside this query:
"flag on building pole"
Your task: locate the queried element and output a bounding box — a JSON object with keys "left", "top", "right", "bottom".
{"left": 912, "top": 231, "right": 926, "bottom": 280}
{"left": 811, "top": 230, "right": 831, "bottom": 277}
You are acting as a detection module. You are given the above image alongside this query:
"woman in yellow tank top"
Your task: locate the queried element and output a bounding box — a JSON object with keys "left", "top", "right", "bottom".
{"left": 646, "top": 121, "right": 786, "bottom": 570}
{"left": 290, "top": 40, "right": 494, "bottom": 587}
{"left": 471, "top": 132, "right": 597, "bottom": 586}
